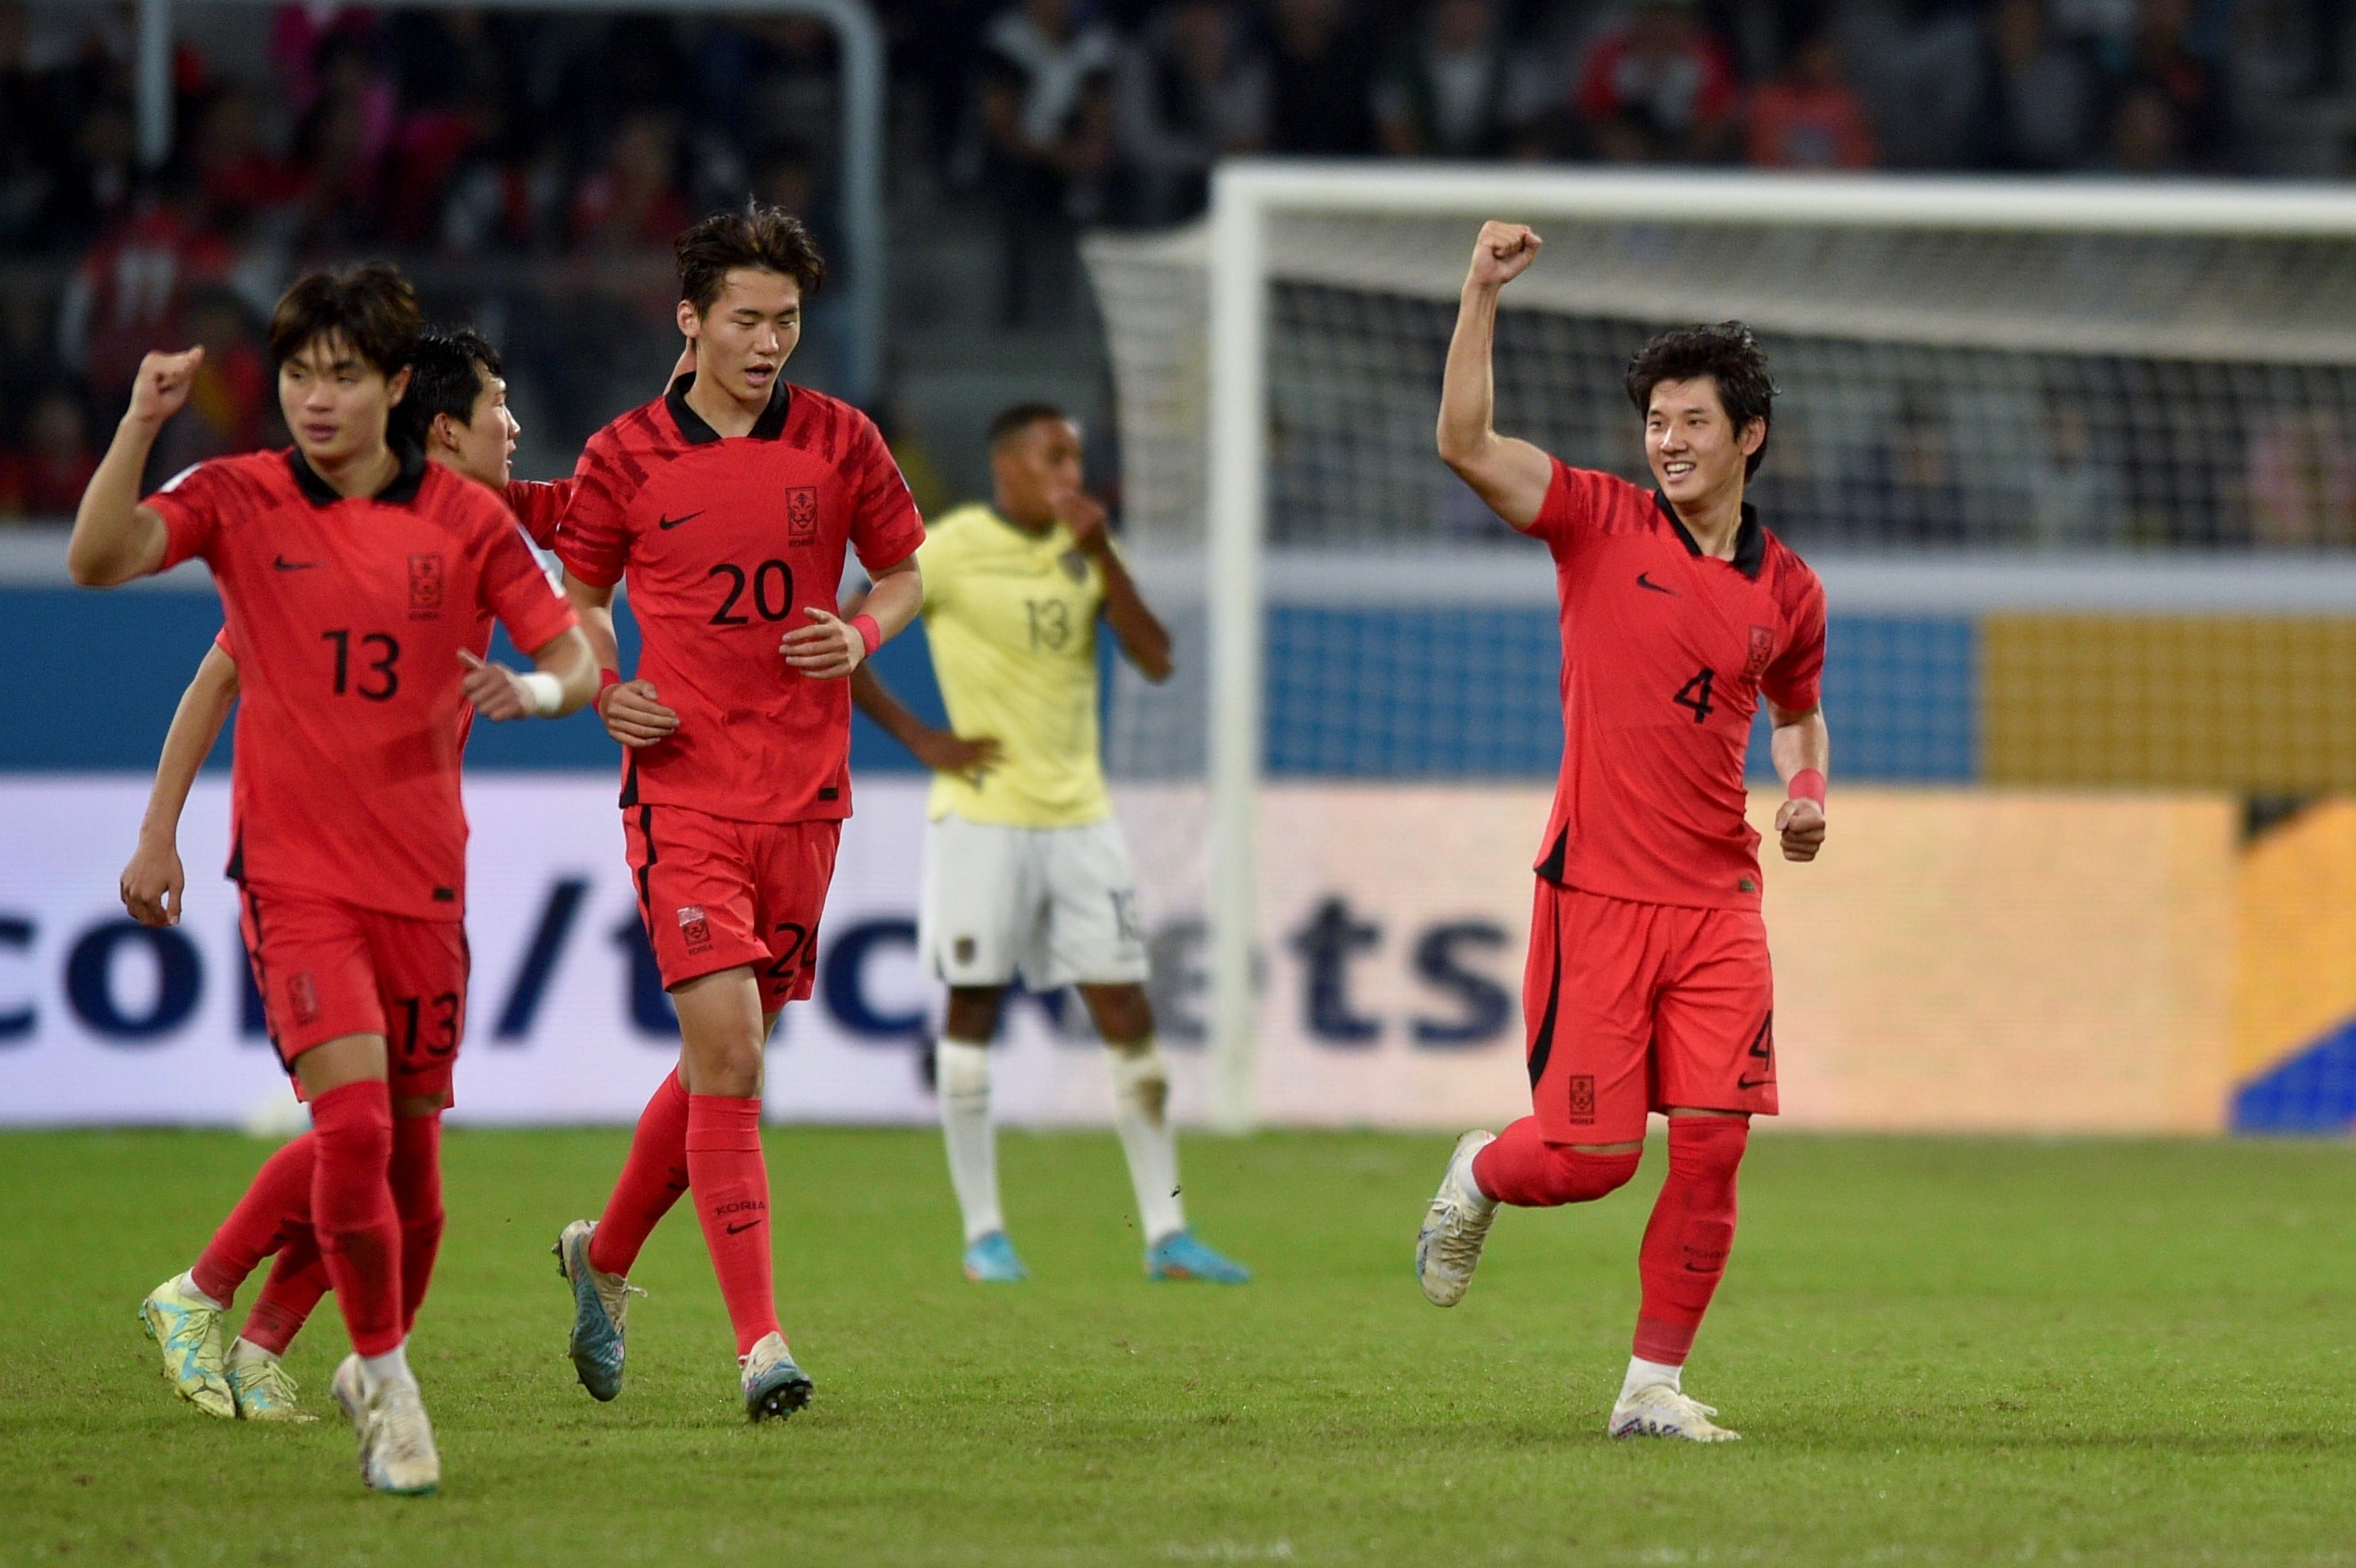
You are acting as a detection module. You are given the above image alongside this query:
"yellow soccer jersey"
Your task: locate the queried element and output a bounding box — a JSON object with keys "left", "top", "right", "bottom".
{"left": 918, "top": 502, "right": 1113, "bottom": 828}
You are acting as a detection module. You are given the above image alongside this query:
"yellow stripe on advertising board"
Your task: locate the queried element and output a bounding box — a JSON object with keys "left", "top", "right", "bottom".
{"left": 2234, "top": 800, "right": 2356, "bottom": 1083}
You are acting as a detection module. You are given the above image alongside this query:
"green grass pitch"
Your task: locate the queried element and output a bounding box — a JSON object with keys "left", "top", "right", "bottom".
{"left": 4, "top": 1127, "right": 2354, "bottom": 1565}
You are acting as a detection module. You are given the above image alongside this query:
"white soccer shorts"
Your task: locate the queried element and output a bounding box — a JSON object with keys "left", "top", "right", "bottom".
{"left": 918, "top": 814, "right": 1150, "bottom": 991}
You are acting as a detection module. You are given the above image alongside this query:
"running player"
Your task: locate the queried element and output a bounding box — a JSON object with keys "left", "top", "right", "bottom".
{"left": 549, "top": 205, "right": 927, "bottom": 1421}
{"left": 119, "top": 329, "right": 581, "bottom": 1425}
{"left": 1414, "top": 223, "right": 1829, "bottom": 1443}
{"left": 848, "top": 404, "right": 1250, "bottom": 1285}
{"left": 72, "top": 269, "right": 598, "bottom": 1493}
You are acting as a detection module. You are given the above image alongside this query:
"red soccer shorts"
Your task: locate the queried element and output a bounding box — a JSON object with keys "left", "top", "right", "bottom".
{"left": 236, "top": 883, "right": 468, "bottom": 1102}
{"left": 1521, "top": 880, "right": 1777, "bottom": 1145}
{"left": 623, "top": 805, "right": 839, "bottom": 1010}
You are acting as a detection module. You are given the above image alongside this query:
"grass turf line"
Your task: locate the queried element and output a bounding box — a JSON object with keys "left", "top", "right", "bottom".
{"left": 2, "top": 1129, "right": 2353, "bottom": 1566}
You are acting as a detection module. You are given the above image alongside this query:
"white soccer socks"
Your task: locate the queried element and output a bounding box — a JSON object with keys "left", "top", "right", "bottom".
{"left": 1107, "top": 1041, "right": 1185, "bottom": 1245}
{"left": 1618, "top": 1355, "right": 1684, "bottom": 1405}
{"left": 936, "top": 1037, "right": 1005, "bottom": 1243}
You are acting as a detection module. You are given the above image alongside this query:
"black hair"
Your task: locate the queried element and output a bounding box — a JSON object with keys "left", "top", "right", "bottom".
{"left": 676, "top": 202, "right": 825, "bottom": 313}
{"left": 267, "top": 263, "right": 421, "bottom": 378}
{"left": 395, "top": 328, "right": 501, "bottom": 449}
{"left": 1625, "top": 321, "right": 1777, "bottom": 478}
{"left": 987, "top": 402, "right": 1072, "bottom": 450}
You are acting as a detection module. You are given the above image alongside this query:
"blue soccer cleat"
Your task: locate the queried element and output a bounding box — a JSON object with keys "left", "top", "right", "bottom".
{"left": 740, "top": 1332, "right": 814, "bottom": 1422}
{"left": 1146, "top": 1230, "right": 1252, "bottom": 1283}
{"left": 552, "top": 1219, "right": 639, "bottom": 1401}
{"left": 961, "top": 1230, "right": 1030, "bottom": 1282}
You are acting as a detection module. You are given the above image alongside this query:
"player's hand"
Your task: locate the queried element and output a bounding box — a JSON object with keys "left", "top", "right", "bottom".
{"left": 598, "top": 678, "right": 678, "bottom": 747}
{"left": 125, "top": 347, "right": 205, "bottom": 430}
{"left": 120, "top": 835, "right": 186, "bottom": 927}
{"left": 1775, "top": 797, "right": 1826, "bottom": 862}
{"left": 911, "top": 728, "right": 1003, "bottom": 780}
{"left": 1465, "top": 221, "right": 1541, "bottom": 293}
{"left": 1054, "top": 489, "right": 1111, "bottom": 556}
{"left": 782, "top": 607, "right": 865, "bottom": 679}
{"left": 457, "top": 648, "right": 535, "bottom": 723}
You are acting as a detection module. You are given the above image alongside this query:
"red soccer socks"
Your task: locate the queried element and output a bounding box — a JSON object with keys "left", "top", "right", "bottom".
{"left": 685, "top": 1094, "right": 778, "bottom": 1358}
{"left": 589, "top": 1068, "right": 693, "bottom": 1277}
{"left": 1633, "top": 1115, "right": 1748, "bottom": 1366}
{"left": 1472, "top": 1117, "right": 1642, "bottom": 1207}
{"left": 239, "top": 1241, "right": 326, "bottom": 1356}
{"left": 389, "top": 1112, "right": 444, "bottom": 1334}
{"left": 309, "top": 1079, "right": 404, "bottom": 1359}
{"left": 191, "top": 1132, "right": 315, "bottom": 1305}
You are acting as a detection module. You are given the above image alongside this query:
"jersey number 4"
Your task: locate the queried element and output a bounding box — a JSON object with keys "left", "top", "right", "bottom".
{"left": 1673, "top": 666, "right": 1717, "bottom": 724}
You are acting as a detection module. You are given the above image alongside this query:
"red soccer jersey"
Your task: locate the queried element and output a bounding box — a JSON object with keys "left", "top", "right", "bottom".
{"left": 1529, "top": 460, "right": 1826, "bottom": 910}
{"left": 556, "top": 375, "right": 926, "bottom": 822}
{"left": 148, "top": 446, "right": 577, "bottom": 918}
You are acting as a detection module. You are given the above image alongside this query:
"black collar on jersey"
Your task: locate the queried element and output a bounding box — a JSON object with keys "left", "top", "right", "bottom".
{"left": 666, "top": 371, "right": 790, "bottom": 445}
{"left": 287, "top": 441, "right": 428, "bottom": 508}
{"left": 1652, "top": 490, "right": 1766, "bottom": 580}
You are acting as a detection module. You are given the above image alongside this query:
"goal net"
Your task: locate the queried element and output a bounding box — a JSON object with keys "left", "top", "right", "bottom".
{"left": 1084, "top": 167, "right": 2356, "bottom": 1133}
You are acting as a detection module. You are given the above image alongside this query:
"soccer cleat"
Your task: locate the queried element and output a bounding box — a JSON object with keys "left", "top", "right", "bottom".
{"left": 1609, "top": 1383, "right": 1742, "bottom": 1443}
{"left": 359, "top": 1375, "right": 442, "bottom": 1495}
{"left": 1416, "top": 1130, "right": 1498, "bottom": 1307}
{"left": 961, "top": 1230, "right": 1030, "bottom": 1282}
{"left": 1145, "top": 1230, "right": 1253, "bottom": 1283}
{"left": 226, "top": 1348, "right": 316, "bottom": 1423}
{"left": 138, "top": 1275, "right": 235, "bottom": 1418}
{"left": 329, "top": 1353, "right": 367, "bottom": 1440}
{"left": 740, "top": 1332, "right": 814, "bottom": 1422}
{"left": 552, "top": 1219, "right": 639, "bottom": 1401}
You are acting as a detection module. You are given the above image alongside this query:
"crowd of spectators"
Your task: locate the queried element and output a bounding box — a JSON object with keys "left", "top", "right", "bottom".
{"left": 0, "top": 0, "right": 2350, "bottom": 523}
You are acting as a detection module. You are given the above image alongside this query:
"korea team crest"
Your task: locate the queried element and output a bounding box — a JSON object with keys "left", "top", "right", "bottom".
{"left": 785, "top": 486, "right": 819, "bottom": 544}
{"left": 677, "top": 905, "right": 712, "bottom": 951}
{"left": 409, "top": 554, "right": 445, "bottom": 619}
{"left": 1744, "top": 624, "right": 1775, "bottom": 679}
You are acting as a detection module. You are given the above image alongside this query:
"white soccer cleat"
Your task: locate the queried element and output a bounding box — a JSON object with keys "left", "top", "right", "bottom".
{"left": 359, "top": 1374, "right": 442, "bottom": 1496}
{"left": 1609, "top": 1382, "right": 1741, "bottom": 1443}
{"left": 739, "top": 1332, "right": 814, "bottom": 1423}
{"left": 329, "top": 1353, "right": 367, "bottom": 1440}
{"left": 225, "top": 1347, "right": 316, "bottom": 1423}
{"left": 1415, "top": 1130, "right": 1498, "bottom": 1307}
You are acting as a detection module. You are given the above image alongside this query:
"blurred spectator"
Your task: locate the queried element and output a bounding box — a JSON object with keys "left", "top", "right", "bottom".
{"left": 1575, "top": 0, "right": 1742, "bottom": 164}
{"left": 1970, "top": 0, "right": 2097, "bottom": 171}
{"left": 570, "top": 111, "right": 693, "bottom": 252}
{"left": 1834, "top": 1, "right": 1984, "bottom": 169}
{"left": 2103, "top": 0, "right": 2228, "bottom": 171}
{"left": 1853, "top": 384, "right": 1966, "bottom": 542}
{"left": 1265, "top": 0, "right": 1379, "bottom": 156}
{"left": 1374, "top": 0, "right": 1525, "bottom": 159}
{"left": 57, "top": 177, "right": 234, "bottom": 402}
{"left": 290, "top": 33, "right": 398, "bottom": 245}
{"left": 190, "top": 87, "right": 307, "bottom": 239}
{"left": 2024, "top": 387, "right": 2126, "bottom": 546}
{"left": 2106, "top": 79, "right": 2185, "bottom": 171}
{"left": 0, "top": 3, "right": 52, "bottom": 249}
{"left": 977, "top": 0, "right": 1119, "bottom": 324}
{"left": 148, "top": 287, "right": 271, "bottom": 480}
{"left": 1746, "top": 28, "right": 1878, "bottom": 170}
{"left": 40, "top": 98, "right": 140, "bottom": 252}
{"left": 2247, "top": 409, "right": 2356, "bottom": 548}
{"left": 0, "top": 387, "right": 97, "bottom": 520}
{"left": 1115, "top": 0, "right": 1269, "bottom": 224}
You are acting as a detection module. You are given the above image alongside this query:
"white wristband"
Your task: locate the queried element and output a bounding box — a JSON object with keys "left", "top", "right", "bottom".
{"left": 518, "top": 671, "right": 564, "bottom": 717}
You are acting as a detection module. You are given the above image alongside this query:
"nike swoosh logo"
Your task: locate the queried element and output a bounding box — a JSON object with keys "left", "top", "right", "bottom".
{"left": 1736, "top": 1076, "right": 1772, "bottom": 1091}
{"left": 658, "top": 510, "right": 704, "bottom": 531}
{"left": 1636, "top": 571, "right": 1678, "bottom": 595}
{"left": 274, "top": 555, "right": 321, "bottom": 571}
{"left": 724, "top": 1219, "right": 762, "bottom": 1235}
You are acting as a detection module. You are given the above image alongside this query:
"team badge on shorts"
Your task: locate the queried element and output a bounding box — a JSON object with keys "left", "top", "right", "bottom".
{"left": 1567, "top": 1074, "right": 1597, "bottom": 1122}
{"left": 677, "top": 905, "right": 712, "bottom": 952}
{"left": 288, "top": 972, "right": 320, "bottom": 1025}
{"left": 786, "top": 486, "right": 819, "bottom": 543}
{"left": 409, "top": 554, "right": 445, "bottom": 618}
{"left": 1744, "top": 624, "right": 1775, "bottom": 679}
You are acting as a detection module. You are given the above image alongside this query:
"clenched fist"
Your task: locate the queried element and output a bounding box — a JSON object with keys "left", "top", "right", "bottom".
{"left": 1464, "top": 221, "right": 1542, "bottom": 293}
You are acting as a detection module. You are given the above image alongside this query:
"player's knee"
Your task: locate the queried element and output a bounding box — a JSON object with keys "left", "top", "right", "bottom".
{"left": 946, "top": 987, "right": 1005, "bottom": 1041}
{"left": 1666, "top": 1114, "right": 1748, "bottom": 1183}
{"left": 1084, "top": 984, "right": 1153, "bottom": 1047}
{"left": 935, "top": 1037, "right": 992, "bottom": 1102}
{"left": 1104, "top": 1041, "right": 1169, "bottom": 1125}
{"left": 1538, "top": 1144, "right": 1642, "bottom": 1204}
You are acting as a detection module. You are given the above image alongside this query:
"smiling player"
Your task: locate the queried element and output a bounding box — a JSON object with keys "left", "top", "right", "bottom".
{"left": 550, "top": 205, "right": 927, "bottom": 1421}
{"left": 1415, "top": 223, "right": 1830, "bottom": 1443}
{"left": 72, "top": 268, "right": 598, "bottom": 1495}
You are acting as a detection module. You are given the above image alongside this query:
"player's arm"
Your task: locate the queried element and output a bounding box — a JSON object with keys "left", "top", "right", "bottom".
{"left": 783, "top": 553, "right": 920, "bottom": 680}
{"left": 562, "top": 570, "right": 678, "bottom": 746}
{"left": 458, "top": 625, "right": 600, "bottom": 722}
{"left": 1060, "top": 491, "right": 1172, "bottom": 684}
{"left": 68, "top": 348, "right": 202, "bottom": 586}
{"left": 120, "top": 643, "right": 238, "bottom": 927}
{"left": 1768, "top": 698, "right": 1829, "bottom": 862}
{"left": 1437, "top": 223, "right": 1555, "bottom": 531}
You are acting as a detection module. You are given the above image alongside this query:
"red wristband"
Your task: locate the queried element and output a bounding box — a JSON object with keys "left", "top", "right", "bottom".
{"left": 1788, "top": 769, "right": 1827, "bottom": 806}
{"left": 851, "top": 613, "right": 883, "bottom": 658}
{"left": 594, "top": 667, "right": 620, "bottom": 715}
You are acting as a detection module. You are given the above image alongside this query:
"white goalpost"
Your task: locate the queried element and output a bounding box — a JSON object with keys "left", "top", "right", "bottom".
{"left": 1088, "top": 163, "right": 2356, "bottom": 1133}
